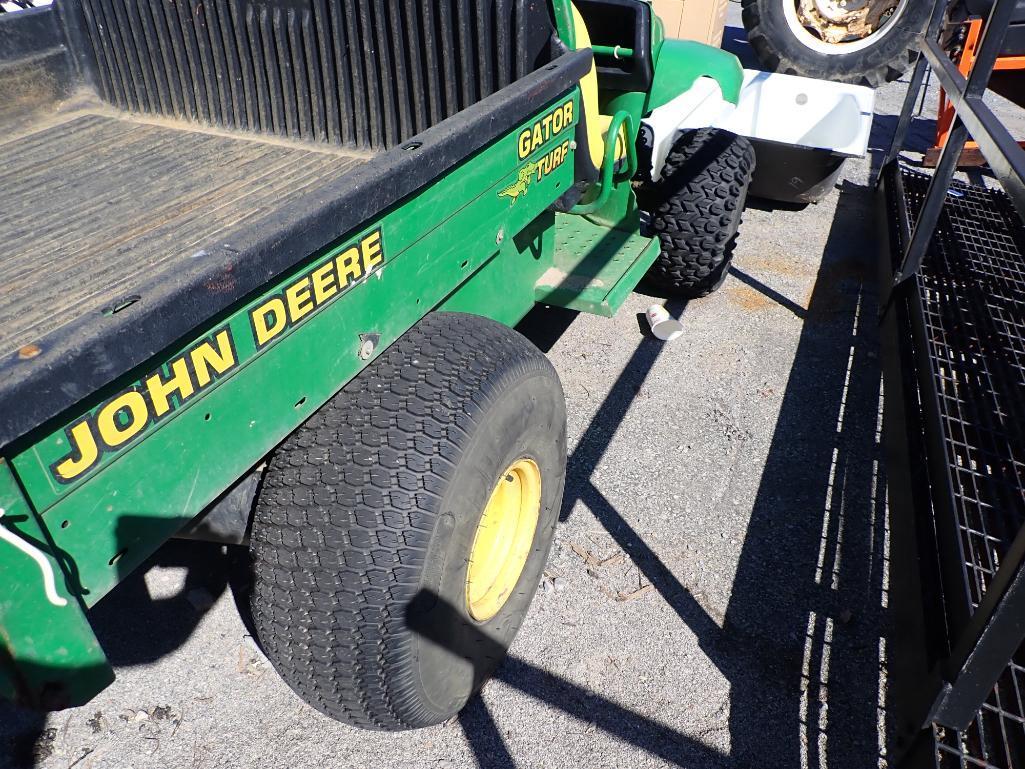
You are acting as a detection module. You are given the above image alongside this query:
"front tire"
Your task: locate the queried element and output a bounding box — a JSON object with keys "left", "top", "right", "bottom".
{"left": 637, "top": 129, "right": 755, "bottom": 298}
{"left": 741, "top": 0, "right": 931, "bottom": 87}
{"left": 248, "top": 312, "right": 567, "bottom": 730}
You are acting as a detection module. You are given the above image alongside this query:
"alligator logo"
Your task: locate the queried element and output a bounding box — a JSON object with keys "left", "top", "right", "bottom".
{"left": 498, "top": 161, "right": 538, "bottom": 201}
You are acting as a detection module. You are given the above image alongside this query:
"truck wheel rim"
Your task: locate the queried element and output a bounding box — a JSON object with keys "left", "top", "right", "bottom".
{"left": 465, "top": 458, "right": 542, "bottom": 622}
{"left": 783, "top": 0, "right": 908, "bottom": 55}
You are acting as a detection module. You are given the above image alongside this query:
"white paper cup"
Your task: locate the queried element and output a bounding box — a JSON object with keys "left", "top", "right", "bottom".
{"left": 646, "top": 304, "right": 684, "bottom": 341}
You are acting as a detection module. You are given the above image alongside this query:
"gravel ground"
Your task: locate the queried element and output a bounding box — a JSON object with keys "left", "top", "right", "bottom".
{"left": 8, "top": 5, "right": 1021, "bottom": 768}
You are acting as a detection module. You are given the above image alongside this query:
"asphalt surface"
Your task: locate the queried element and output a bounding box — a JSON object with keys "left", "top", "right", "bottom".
{"left": 7, "top": 5, "right": 1021, "bottom": 768}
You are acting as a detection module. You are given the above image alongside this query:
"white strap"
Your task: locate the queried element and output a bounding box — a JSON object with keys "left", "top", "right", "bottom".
{"left": 0, "top": 508, "right": 68, "bottom": 607}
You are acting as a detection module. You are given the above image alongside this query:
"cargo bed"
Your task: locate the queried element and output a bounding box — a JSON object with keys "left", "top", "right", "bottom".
{"left": 1, "top": 108, "right": 369, "bottom": 364}
{"left": 0, "top": 1, "right": 590, "bottom": 448}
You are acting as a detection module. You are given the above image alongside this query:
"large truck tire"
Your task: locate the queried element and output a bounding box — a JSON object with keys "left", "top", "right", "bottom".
{"left": 741, "top": 0, "right": 932, "bottom": 87}
{"left": 637, "top": 129, "right": 756, "bottom": 298}
{"left": 248, "top": 312, "right": 567, "bottom": 730}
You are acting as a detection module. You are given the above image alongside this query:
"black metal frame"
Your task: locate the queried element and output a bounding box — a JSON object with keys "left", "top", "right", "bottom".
{"left": 880, "top": 0, "right": 1025, "bottom": 751}
{"left": 882, "top": 0, "right": 1025, "bottom": 295}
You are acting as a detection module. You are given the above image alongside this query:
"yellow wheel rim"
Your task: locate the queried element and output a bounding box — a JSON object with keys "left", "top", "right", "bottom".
{"left": 465, "top": 458, "right": 542, "bottom": 622}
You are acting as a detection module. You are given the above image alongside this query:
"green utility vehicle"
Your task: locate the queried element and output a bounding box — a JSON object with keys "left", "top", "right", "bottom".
{"left": 0, "top": 0, "right": 752, "bottom": 728}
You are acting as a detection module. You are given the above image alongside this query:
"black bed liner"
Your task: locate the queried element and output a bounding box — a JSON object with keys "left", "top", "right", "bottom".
{"left": 1, "top": 111, "right": 369, "bottom": 360}
{"left": 0, "top": 2, "right": 591, "bottom": 449}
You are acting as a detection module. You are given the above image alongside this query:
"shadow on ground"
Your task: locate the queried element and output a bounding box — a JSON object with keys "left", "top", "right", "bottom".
{"left": 0, "top": 541, "right": 228, "bottom": 769}
{"left": 2, "top": 176, "right": 889, "bottom": 769}
{"left": 470, "top": 175, "right": 888, "bottom": 768}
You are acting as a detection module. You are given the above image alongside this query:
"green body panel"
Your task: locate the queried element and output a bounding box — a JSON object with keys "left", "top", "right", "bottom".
{"left": 439, "top": 213, "right": 556, "bottom": 325}
{"left": 9, "top": 91, "right": 579, "bottom": 608}
{"left": 535, "top": 214, "right": 660, "bottom": 316}
{"left": 581, "top": 33, "right": 745, "bottom": 223}
{"left": 550, "top": 1, "right": 742, "bottom": 227}
{"left": 0, "top": 461, "right": 113, "bottom": 708}
{"left": 549, "top": 0, "right": 741, "bottom": 114}
{"left": 647, "top": 39, "right": 744, "bottom": 111}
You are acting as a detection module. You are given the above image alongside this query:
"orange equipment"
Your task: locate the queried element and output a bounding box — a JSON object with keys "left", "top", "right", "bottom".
{"left": 928, "top": 18, "right": 1025, "bottom": 166}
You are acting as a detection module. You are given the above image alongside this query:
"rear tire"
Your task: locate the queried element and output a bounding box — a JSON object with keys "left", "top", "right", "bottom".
{"left": 637, "top": 129, "right": 755, "bottom": 298}
{"left": 248, "top": 312, "right": 567, "bottom": 730}
{"left": 741, "top": 0, "right": 930, "bottom": 87}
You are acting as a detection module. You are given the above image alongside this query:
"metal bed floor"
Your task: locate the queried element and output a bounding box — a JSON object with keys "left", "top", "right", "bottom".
{"left": 0, "top": 110, "right": 368, "bottom": 361}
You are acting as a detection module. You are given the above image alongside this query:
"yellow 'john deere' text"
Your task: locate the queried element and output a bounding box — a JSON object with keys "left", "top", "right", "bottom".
{"left": 51, "top": 329, "right": 238, "bottom": 483}
{"left": 249, "top": 229, "right": 384, "bottom": 349}
{"left": 46, "top": 228, "right": 387, "bottom": 486}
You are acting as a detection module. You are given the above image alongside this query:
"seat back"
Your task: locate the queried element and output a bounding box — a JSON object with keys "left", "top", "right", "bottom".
{"left": 71, "top": 0, "right": 555, "bottom": 150}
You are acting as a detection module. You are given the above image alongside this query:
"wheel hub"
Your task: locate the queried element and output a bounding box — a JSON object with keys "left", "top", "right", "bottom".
{"left": 798, "top": 0, "right": 899, "bottom": 43}
{"left": 465, "top": 458, "right": 542, "bottom": 622}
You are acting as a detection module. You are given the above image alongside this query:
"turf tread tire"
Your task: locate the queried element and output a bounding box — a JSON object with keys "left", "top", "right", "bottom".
{"left": 638, "top": 129, "right": 755, "bottom": 298}
{"left": 248, "top": 312, "right": 565, "bottom": 731}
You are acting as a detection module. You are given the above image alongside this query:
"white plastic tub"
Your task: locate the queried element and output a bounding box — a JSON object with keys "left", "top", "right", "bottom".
{"left": 643, "top": 69, "right": 876, "bottom": 203}
{"left": 723, "top": 70, "right": 874, "bottom": 157}
{"left": 722, "top": 70, "right": 875, "bottom": 203}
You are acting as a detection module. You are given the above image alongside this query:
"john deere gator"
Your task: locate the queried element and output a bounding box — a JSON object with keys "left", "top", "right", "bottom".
{"left": 0, "top": 0, "right": 753, "bottom": 727}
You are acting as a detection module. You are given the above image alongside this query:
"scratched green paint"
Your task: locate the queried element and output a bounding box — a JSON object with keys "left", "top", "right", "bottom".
{"left": 14, "top": 90, "right": 581, "bottom": 511}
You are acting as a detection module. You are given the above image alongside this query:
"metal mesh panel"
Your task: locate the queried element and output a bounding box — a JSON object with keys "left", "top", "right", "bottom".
{"left": 898, "top": 167, "right": 1025, "bottom": 769}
